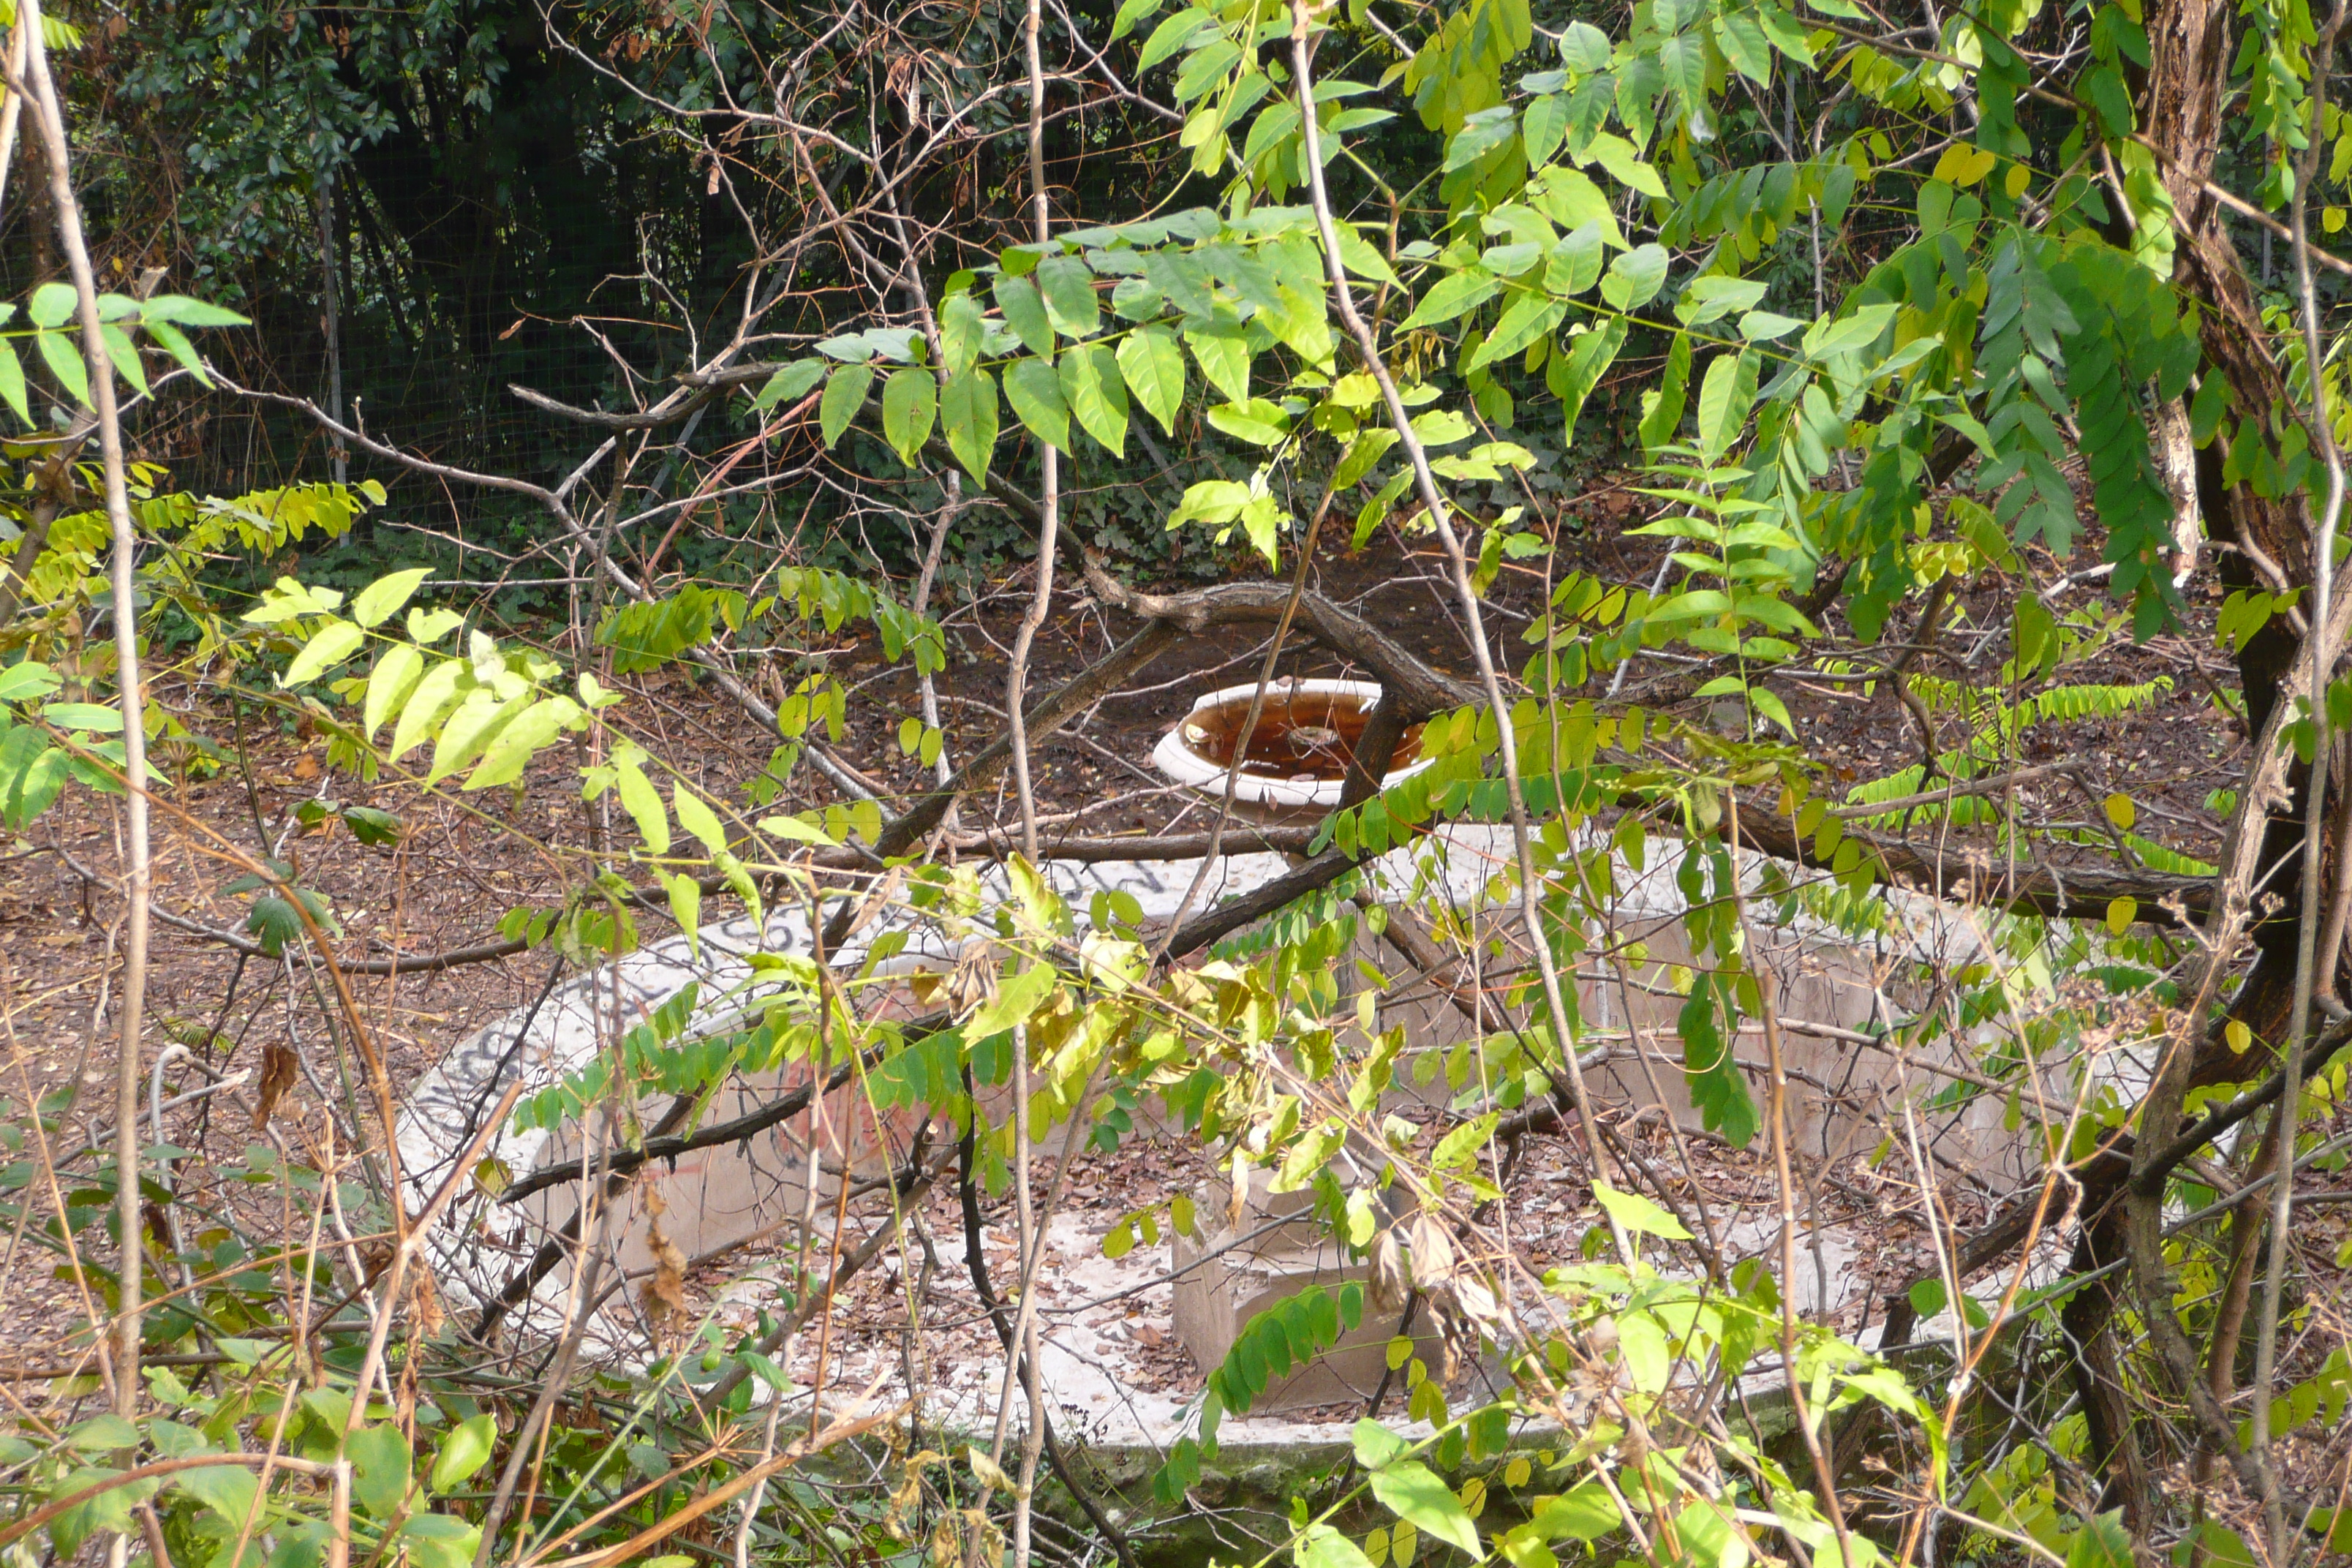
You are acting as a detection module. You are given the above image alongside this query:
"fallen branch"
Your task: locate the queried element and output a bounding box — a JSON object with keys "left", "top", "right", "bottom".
{"left": 1735, "top": 796, "right": 2212, "bottom": 927}
{"left": 1082, "top": 554, "right": 1480, "bottom": 717}
{"left": 507, "top": 382, "right": 715, "bottom": 431}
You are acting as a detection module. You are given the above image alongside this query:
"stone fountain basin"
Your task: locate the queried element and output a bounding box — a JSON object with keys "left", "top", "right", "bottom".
{"left": 1150, "top": 677, "right": 1435, "bottom": 815}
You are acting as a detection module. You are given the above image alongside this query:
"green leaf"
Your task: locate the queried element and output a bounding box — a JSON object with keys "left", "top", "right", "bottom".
{"left": 99, "top": 323, "right": 147, "bottom": 396}
{"left": 941, "top": 367, "right": 1000, "bottom": 482}
{"left": 138, "top": 294, "right": 250, "bottom": 327}
{"left": 0, "top": 661, "right": 61, "bottom": 703}
{"left": 1298, "top": 1524, "right": 1376, "bottom": 1568}
{"left": 282, "top": 619, "right": 366, "bottom": 688}
{"left": 820, "top": 363, "right": 874, "bottom": 448}
{"left": 1581, "top": 133, "right": 1668, "bottom": 197}
{"left": 757, "top": 812, "right": 840, "bottom": 846}
{"left": 1676, "top": 276, "right": 1768, "bottom": 326}
{"left": 140, "top": 318, "right": 209, "bottom": 386}
{"left": 1464, "top": 293, "right": 1566, "bottom": 372}
{"left": 1036, "top": 252, "right": 1100, "bottom": 339}
{"left": 883, "top": 367, "right": 938, "bottom": 467}
{"left": 244, "top": 894, "right": 306, "bottom": 957}
{"left": 1207, "top": 398, "right": 1290, "bottom": 446}
{"left": 1559, "top": 20, "right": 1613, "bottom": 70}
{"left": 2068, "top": 1512, "right": 2133, "bottom": 1568}
{"left": 1005, "top": 355, "right": 1073, "bottom": 451}
{"left": 1638, "top": 333, "right": 1691, "bottom": 450}
{"left": 1656, "top": 33, "right": 1711, "bottom": 123}
{"left": 1557, "top": 319, "right": 1627, "bottom": 445}
{"left": 1146, "top": 249, "right": 1216, "bottom": 317}
{"left": 37, "top": 327, "right": 90, "bottom": 406}
{"left": 1530, "top": 1484, "right": 1620, "bottom": 1542}
{"left": 349, "top": 1424, "right": 412, "bottom": 1518}
{"left": 994, "top": 274, "right": 1058, "bottom": 356}
{"left": 1369, "top": 1462, "right": 1480, "bottom": 1556}
{"left": 1336, "top": 227, "right": 1397, "bottom": 284}
{"left": 1593, "top": 1180, "right": 1693, "bottom": 1238}
{"left": 0, "top": 339, "right": 28, "bottom": 424}
{"left": 969, "top": 962, "right": 1058, "bottom": 1036}
{"left": 1410, "top": 408, "right": 1474, "bottom": 447}
{"left": 1117, "top": 326, "right": 1187, "bottom": 434}
{"left": 43, "top": 702, "right": 123, "bottom": 732}
{"left": 50, "top": 1467, "right": 160, "bottom": 1558}
{"left": 752, "top": 360, "right": 825, "bottom": 412}
{"left": 396, "top": 1516, "right": 481, "bottom": 1568}
{"left": 0, "top": 728, "right": 67, "bottom": 828}
{"left": 1542, "top": 223, "right": 1607, "bottom": 296}
{"left": 1185, "top": 328, "right": 1252, "bottom": 402}
{"left": 1240, "top": 490, "right": 1284, "bottom": 565}
{"left": 941, "top": 290, "right": 986, "bottom": 374}
{"left": 409, "top": 607, "right": 464, "bottom": 643}
{"left": 342, "top": 805, "right": 402, "bottom": 845}
{"left": 1715, "top": 8, "right": 1774, "bottom": 83}
{"left": 1059, "top": 343, "right": 1128, "bottom": 455}
{"left": 1137, "top": 7, "right": 1213, "bottom": 72}
{"left": 1599, "top": 244, "right": 1669, "bottom": 309}
{"left": 1352, "top": 1420, "right": 1408, "bottom": 1469}
{"left": 353, "top": 568, "right": 434, "bottom": 628}
{"left": 1111, "top": 0, "right": 1162, "bottom": 40}
{"left": 1524, "top": 94, "right": 1571, "bottom": 165}
{"left": 1400, "top": 271, "right": 1500, "bottom": 330}
{"left": 1802, "top": 301, "right": 1896, "bottom": 360}
{"left": 1738, "top": 309, "right": 1806, "bottom": 341}
{"left": 67, "top": 1414, "right": 141, "bottom": 1452}
{"left": 1333, "top": 429, "right": 1398, "bottom": 491}
{"left": 172, "top": 1458, "right": 258, "bottom": 1527}
{"left": 28, "top": 282, "right": 76, "bottom": 328}
{"left": 1444, "top": 107, "right": 1520, "bottom": 170}
{"left": 1695, "top": 348, "right": 1758, "bottom": 457}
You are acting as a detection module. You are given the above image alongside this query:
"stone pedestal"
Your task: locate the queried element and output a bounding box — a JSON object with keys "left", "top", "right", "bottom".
{"left": 1169, "top": 1174, "right": 1442, "bottom": 1412}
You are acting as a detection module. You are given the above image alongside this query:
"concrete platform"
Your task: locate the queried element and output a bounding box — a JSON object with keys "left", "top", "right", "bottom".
{"left": 395, "top": 821, "right": 2054, "bottom": 1425}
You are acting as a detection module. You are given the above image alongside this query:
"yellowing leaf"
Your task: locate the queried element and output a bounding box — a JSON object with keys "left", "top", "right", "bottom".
{"left": 673, "top": 783, "right": 728, "bottom": 854}
{"left": 617, "top": 761, "right": 671, "bottom": 853}
{"left": 467, "top": 696, "right": 581, "bottom": 790}
{"left": 757, "top": 813, "right": 840, "bottom": 846}
{"left": 2106, "top": 896, "right": 2137, "bottom": 935}
{"left": 1930, "top": 143, "right": 1997, "bottom": 186}
{"left": 429, "top": 688, "right": 524, "bottom": 785}
{"left": 881, "top": 366, "right": 936, "bottom": 467}
{"left": 2226, "top": 1018, "right": 2253, "bottom": 1054}
{"left": 1368, "top": 1462, "right": 1480, "bottom": 1556}
{"left": 666, "top": 871, "right": 702, "bottom": 956}
{"left": 1592, "top": 1180, "right": 1692, "bottom": 1239}
{"left": 2103, "top": 792, "right": 2137, "bottom": 832}
{"left": 363, "top": 644, "right": 426, "bottom": 740}
{"left": 388, "top": 658, "right": 464, "bottom": 761}
{"left": 281, "top": 619, "right": 365, "bottom": 688}
{"left": 351, "top": 568, "right": 434, "bottom": 628}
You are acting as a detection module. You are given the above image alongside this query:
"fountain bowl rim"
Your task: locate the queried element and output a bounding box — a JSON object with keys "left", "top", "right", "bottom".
{"left": 1150, "top": 676, "right": 1434, "bottom": 808}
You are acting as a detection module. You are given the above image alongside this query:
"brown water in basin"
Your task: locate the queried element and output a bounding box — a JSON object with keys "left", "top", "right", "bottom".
{"left": 1181, "top": 690, "right": 1426, "bottom": 781}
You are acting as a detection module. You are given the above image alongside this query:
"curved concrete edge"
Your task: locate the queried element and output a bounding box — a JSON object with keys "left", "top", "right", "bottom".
{"left": 1153, "top": 678, "right": 1436, "bottom": 810}
{"left": 396, "top": 823, "right": 2027, "bottom": 1341}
